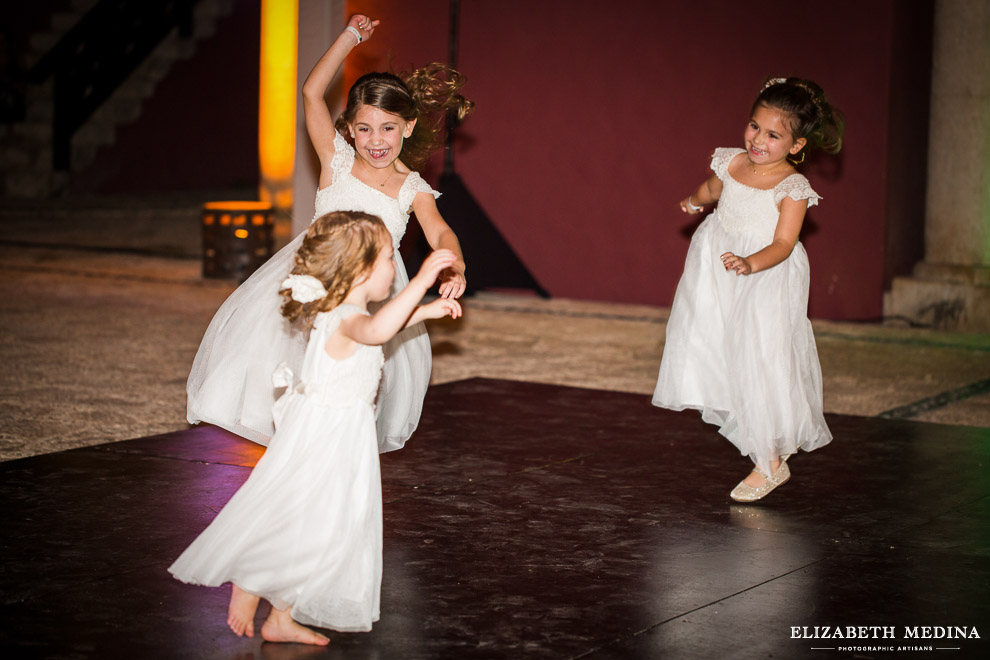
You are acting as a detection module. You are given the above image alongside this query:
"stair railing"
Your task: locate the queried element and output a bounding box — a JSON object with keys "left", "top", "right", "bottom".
{"left": 29, "top": 0, "right": 199, "bottom": 170}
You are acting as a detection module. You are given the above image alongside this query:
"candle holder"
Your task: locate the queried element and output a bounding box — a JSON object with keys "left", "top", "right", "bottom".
{"left": 201, "top": 201, "right": 274, "bottom": 282}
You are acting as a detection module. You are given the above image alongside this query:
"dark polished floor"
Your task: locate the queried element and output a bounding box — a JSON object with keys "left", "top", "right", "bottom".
{"left": 2, "top": 378, "right": 988, "bottom": 660}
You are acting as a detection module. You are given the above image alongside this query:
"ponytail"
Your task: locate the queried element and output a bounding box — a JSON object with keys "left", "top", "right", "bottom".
{"left": 756, "top": 77, "right": 844, "bottom": 159}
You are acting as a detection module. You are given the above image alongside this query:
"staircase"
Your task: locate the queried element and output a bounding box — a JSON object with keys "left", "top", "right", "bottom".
{"left": 0, "top": 0, "right": 235, "bottom": 199}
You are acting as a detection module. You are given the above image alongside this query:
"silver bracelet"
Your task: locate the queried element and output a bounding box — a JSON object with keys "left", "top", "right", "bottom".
{"left": 345, "top": 26, "right": 362, "bottom": 44}
{"left": 686, "top": 198, "right": 703, "bottom": 212}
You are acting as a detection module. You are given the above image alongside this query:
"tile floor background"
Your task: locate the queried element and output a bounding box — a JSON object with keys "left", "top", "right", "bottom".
{"left": 1, "top": 244, "right": 987, "bottom": 462}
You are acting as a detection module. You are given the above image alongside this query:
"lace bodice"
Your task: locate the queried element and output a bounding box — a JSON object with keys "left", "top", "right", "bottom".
{"left": 274, "top": 304, "right": 384, "bottom": 410}
{"left": 710, "top": 147, "right": 820, "bottom": 243}
{"left": 313, "top": 131, "right": 440, "bottom": 250}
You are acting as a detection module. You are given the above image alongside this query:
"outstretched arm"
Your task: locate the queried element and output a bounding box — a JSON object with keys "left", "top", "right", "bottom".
{"left": 412, "top": 192, "right": 466, "bottom": 298}
{"left": 341, "top": 250, "right": 461, "bottom": 345}
{"left": 301, "top": 14, "right": 379, "bottom": 187}
{"left": 679, "top": 174, "right": 723, "bottom": 215}
{"left": 407, "top": 297, "right": 463, "bottom": 326}
{"left": 721, "top": 196, "right": 808, "bottom": 275}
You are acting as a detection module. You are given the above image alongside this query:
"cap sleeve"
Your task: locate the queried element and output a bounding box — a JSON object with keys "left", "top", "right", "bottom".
{"left": 399, "top": 172, "right": 441, "bottom": 214}
{"left": 328, "top": 130, "right": 355, "bottom": 184}
{"left": 710, "top": 147, "right": 745, "bottom": 181}
{"left": 774, "top": 173, "right": 821, "bottom": 208}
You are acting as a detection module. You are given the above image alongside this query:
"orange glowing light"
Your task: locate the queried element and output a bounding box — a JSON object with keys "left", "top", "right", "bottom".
{"left": 235, "top": 229, "right": 250, "bottom": 239}
{"left": 203, "top": 202, "right": 273, "bottom": 211}
{"left": 259, "top": 0, "right": 298, "bottom": 208}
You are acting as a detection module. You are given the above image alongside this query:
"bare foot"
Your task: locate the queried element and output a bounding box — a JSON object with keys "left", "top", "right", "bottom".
{"left": 228, "top": 584, "right": 261, "bottom": 637}
{"left": 261, "top": 608, "right": 330, "bottom": 646}
{"left": 742, "top": 459, "right": 781, "bottom": 488}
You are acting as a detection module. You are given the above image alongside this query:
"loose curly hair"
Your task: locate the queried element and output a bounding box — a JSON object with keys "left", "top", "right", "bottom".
{"left": 334, "top": 63, "right": 474, "bottom": 171}
{"left": 754, "top": 77, "right": 845, "bottom": 161}
{"left": 279, "top": 211, "right": 390, "bottom": 326}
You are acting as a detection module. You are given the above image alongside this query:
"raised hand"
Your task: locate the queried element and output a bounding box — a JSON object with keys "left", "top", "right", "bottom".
{"left": 438, "top": 267, "right": 466, "bottom": 299}
{"left": 348, "top": 14, "right": 380, "bottom": 42}
{"left": 420, "top": 297, "right": 462, "bottom": 320}
{"left": 414, "top": 249, "right": 458, "bottom": 288}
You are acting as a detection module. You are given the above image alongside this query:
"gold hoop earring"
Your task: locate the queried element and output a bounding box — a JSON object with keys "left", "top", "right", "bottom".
{"left": 788, "top": 151, "right": 806, "bottom": 165}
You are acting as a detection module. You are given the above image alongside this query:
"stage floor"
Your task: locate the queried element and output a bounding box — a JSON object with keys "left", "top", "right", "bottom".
{"left": 2, "top": 378, "right": 988, "bottom": 659}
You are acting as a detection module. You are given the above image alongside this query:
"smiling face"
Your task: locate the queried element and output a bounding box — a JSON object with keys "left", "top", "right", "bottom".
{"left": 744, "top": 104, "right": 807, "bottom": 169}
{"left": 348, "top": 105, "right": 415, "bottom": 169}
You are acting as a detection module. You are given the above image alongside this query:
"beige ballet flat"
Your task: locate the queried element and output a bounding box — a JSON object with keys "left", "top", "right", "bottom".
{"left": 730, "top": 460, "right": 791, "bottom": 503}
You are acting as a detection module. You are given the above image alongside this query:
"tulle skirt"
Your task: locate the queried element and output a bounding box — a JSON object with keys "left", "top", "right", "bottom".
{"left": 653, "top": 214, "right": 832, "bottom": 476}
{"left": 169, "top": 394, "right": 382, "bottom": 631}
{"left": 186, "top": 235, "right": 430, "bottom": 453}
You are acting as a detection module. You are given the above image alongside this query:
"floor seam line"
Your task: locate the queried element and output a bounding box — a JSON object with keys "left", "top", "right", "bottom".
{"left": 570, "top": 558, "right": 828, "bottom": 659}
{"left": 815, "top": 331, "right": 990, "bottom": 352}
{"left": 97, "top": 447, "right": 253, "bottom": 468}
{"left": 882, "top": 493, "right": 990, "bottom": 540}
{"left": 877, "top": 378, "right": 990, "bottom": 419}
{"left": 636, "top": 557, "right": 828, "bottom": 632}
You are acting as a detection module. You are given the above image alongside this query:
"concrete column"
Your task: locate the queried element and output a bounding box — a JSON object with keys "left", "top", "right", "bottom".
{"left": 886, "top": 0, "right": 990, "bottom": 331}
{"left": 291, "top": 0, "right": 346, "bottom": 240}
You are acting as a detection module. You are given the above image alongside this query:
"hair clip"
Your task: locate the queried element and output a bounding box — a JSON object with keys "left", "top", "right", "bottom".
{"left": 764, "top": 77, "right": 787, "bottom": 90}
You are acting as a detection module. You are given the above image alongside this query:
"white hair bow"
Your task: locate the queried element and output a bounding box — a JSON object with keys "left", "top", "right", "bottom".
{"left": 281, "top": 274, "right": 327, "bottom": 303}
{"left": 272, "top": 362, "right": 294, "bottom": 389}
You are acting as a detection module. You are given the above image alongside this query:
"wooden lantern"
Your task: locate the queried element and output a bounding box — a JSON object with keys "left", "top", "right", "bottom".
{"left": 201, "top": 201, "right": 274, "bottom": 282}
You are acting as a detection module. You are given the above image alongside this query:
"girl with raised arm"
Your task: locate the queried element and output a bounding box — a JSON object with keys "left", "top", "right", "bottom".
{"left": 186, "top": 13, "right": 472, "bottom": 453}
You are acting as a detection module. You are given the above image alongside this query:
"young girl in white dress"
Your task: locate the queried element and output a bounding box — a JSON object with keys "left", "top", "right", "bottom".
{"left": 170, "top": 210, "right": 462, "bottom": 645}
{"left": 653, "top": 77, "right": 844, "bottom": 503}
{"left": 186, "top": 13, "right": 471, "bottom": 453}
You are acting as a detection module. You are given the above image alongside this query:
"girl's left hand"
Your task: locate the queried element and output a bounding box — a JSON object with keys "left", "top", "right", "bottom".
{"left": 421, "top": 297, "right": 463, "bottom": 320}
{"left": 438, "top": 267, "right": 466, "bottom": 299}
{"left": 721, "top": 252, "right": 752, "bottom": 276}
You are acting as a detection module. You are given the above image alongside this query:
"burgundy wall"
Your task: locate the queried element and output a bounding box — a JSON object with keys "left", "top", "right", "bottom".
{"left": 69, "top": 0, "right": 261, "bottom": 195}
{"left": 56, "top": 0, "right": 929, "bottom": 319}
{"left": 347, "top": 0, "right": 931, "bottom": 320}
